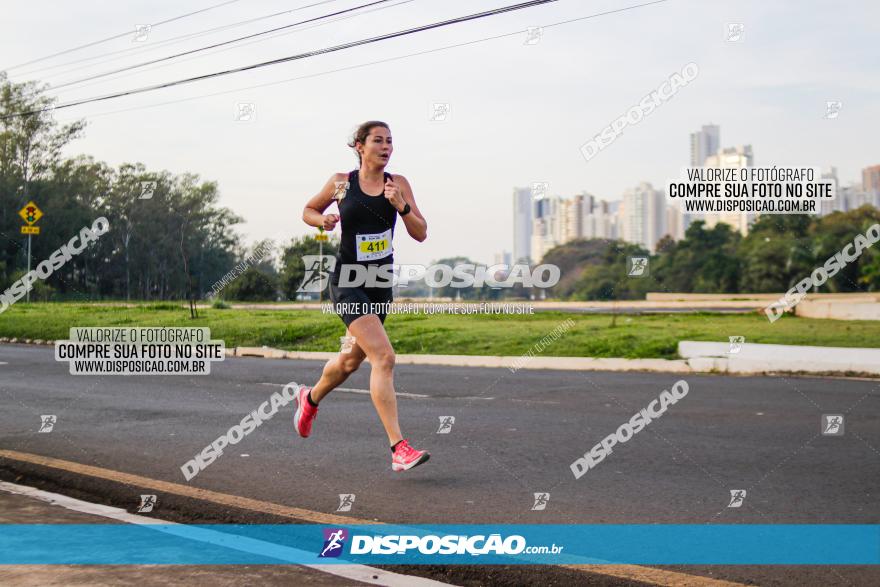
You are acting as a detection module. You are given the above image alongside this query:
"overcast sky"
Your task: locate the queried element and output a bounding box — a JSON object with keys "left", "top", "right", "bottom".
{"left": 3, "top": 0, "right": 878, "bottom": 265}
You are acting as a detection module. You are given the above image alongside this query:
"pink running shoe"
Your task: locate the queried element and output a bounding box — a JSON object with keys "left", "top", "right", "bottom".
{"left": 293, "top": 385, "right": 318, "bottom": 438}
{"left": 392, "top": 439, "right": 430, "bottom": 472}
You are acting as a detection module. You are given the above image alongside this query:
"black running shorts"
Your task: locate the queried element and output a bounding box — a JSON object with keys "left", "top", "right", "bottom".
{"left": 328, "top": 274, "right": 393, "bottom": 327}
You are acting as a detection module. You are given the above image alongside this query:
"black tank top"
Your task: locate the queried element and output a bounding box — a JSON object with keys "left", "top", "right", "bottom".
{"left": 331, "top": 169, "right": 398, "bottom": 279}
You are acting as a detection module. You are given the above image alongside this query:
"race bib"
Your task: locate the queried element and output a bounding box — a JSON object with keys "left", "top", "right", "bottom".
{"left": 356, "top": 228, "right": 392, "bottom": 261}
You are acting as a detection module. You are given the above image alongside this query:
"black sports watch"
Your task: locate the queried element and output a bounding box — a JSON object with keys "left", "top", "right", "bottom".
{"left": 398, "top": 203, "right": 411, "bottom": 216}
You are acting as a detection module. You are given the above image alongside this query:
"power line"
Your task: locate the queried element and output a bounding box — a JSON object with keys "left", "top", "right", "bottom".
{"left": 48, "top": 0, "right": 398, "bottom": 91}
{"left": 3, "top": 0, "right": 245, "bottom": 71}
{"left": 51, "top": 0, "right": 669, "bottom": 123}
{"left": 45, "top": 0, "right": 416, "bottom": 99}
{"left": 16, "top": 0, "right": 345, "bottom": 80}
{"left": 44, "top": 0, "right": 416, "bottom": 101}
{"left": 4, "top": 0, "right": 564, "bottom": 119}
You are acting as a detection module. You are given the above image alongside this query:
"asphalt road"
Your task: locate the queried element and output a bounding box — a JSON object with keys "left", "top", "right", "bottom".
{"left": 1, "top": 343, "right": 878, "bottom": 586}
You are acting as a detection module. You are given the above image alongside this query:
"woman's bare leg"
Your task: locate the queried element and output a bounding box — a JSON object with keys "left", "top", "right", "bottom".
{"left": 310, "top": 326, "right": 366, "bottom": 403}
{"left": 346, "top": 314, "right": 403, "bottom": 446}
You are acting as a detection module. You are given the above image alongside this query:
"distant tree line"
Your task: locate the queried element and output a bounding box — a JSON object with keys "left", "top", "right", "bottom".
{"left": 0, "top": 72, "right": 321, "bottom": 304}
{"left": 541, "top": 208, "right": 880, "bottom": 300}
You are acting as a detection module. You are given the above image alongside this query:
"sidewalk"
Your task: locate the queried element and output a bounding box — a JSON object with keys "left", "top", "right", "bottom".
{"left": 0, "top": 482, "right": 436, "bottom": 587}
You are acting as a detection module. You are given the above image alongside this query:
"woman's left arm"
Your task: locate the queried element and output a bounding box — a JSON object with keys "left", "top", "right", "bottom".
{"left": 386, "top": 174, "right": 427, "bottom": 242}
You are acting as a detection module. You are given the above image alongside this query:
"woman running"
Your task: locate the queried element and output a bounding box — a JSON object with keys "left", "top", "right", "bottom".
{"left": 297, "top": 120, "right": 430, "bottom": 472}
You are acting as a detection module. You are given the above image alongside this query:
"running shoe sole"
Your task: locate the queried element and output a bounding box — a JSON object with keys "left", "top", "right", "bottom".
{"left": 392, "top": 452, "right": 430, "bottom": 472}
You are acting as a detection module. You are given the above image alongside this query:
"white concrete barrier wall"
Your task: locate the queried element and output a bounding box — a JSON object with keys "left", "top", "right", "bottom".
{"left": 796, "top": 299, "right": 880, "bottom": 321}
{"left": 648, "top": 292, "right": 879, "bottom": 302}
{"left": 679, "top": 341, "right": 880, "bottom": 375}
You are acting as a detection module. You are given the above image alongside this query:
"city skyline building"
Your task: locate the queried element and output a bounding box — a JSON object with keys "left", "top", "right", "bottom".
{"left": 863, "top": 164, "right": 880, "bottom": 195}
{"left": 510, "top": 127, "right": 873, "bottom": 263}
{"left": 620, "top": 182, "right": 668, "bottom": 253}
{"left": 689, "top": 124, "right": 720, "bottom": 167}
{"left": 702, "top": 144, "right": 755, "bottom": 235}
{"left": 512, "top": 187, "right": 533, "bottom": 263}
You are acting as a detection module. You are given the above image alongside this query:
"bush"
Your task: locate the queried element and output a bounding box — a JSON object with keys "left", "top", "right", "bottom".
{"left": 224, "top": 267, "right": 279, "bottom": 301}
{"left": 141, "top": 302, "right": 183, "bottom": 310}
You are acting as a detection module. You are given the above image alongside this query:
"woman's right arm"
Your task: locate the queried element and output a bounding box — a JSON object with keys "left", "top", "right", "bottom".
{"left": 302, "top": 173, "right": 346, "bottom": 230}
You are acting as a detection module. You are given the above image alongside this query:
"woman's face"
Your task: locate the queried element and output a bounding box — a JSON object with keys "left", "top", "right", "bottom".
{"left": 358, "top": 126, "right": 392, "bottom": 167}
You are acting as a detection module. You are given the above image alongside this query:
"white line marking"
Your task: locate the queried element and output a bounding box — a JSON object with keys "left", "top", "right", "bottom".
{"left": 0, "top": 480, "right": 453, "bottom": 587}
{"left": 336, "top": 387, "right": 430, "bottom": 399}
{"left": 259, "top": 382, "right": 429, "bottom": 399}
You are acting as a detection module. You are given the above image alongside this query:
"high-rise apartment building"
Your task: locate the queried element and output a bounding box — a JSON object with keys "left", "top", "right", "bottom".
{"left": 690, "top": 124, "right": 720, "bottom": 167}
{"left": 620, "top": 182, "right": 667, "bottom": 253}
{"left": 863, "top": 164, "right": 880, "bottom": 195}
{"left": 703, "top": 145, "right": 755, "bottom": 235}
{"left": 512, "top": 187, "right": 533, "bottom": 263}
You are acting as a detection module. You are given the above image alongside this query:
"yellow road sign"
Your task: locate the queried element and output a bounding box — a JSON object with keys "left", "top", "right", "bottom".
{"left": 18, "top": 201, "right": 43, "bottom": 225}
{"left": 21, "top": 225, "right": 40, "bottom": 235}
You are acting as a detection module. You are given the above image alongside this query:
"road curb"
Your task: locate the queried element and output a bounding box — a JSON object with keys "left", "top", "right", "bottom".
{"left": 0, "top": 337, "right": 54, "bottom": 345}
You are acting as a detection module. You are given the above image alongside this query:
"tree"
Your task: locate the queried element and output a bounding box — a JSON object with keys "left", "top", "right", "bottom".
{"left": 224, "top": 267, "right": 279, "bottom": 301}
{"left": 651, "top": 221, "right": 741, "bottom": 293}
{"left": 280, "top": 235, "right": 338, "bottom": 301}
{"left": 541, "top": 238, "right": 622, "bottom": 299}
{"left": 569, "top": 241, "right": 653, "bottom": 300}
{"left": 738, "top": 214, "right": 815, "bottom": 292}
{"left": 0, "top": 74, "right": 244, "bottom": 302}
{"left": 0, "top": 72, "right": 85, "bottom": 285}
{"left": 812, "top": 206, "right": 880, "bottom": 292}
